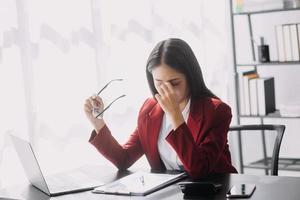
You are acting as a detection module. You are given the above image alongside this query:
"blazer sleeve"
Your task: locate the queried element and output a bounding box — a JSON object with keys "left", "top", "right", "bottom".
{"left": 88, "top": 100, "right": 151, "bottom": 170}
{"left": 89, "top": 125, "right": 143, "bottom": 170}
{"left": 165, "top": 102, "right": 232, "bottom": 179}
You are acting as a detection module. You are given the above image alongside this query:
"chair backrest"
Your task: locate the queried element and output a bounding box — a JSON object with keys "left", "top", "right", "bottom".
{"left": 229, "top": 124, "right": 285, "bottom": 176}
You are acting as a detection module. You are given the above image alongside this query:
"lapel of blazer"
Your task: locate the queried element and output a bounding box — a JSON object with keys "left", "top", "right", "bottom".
{"left": 145, "top": 97, "right": 204, "bottom": 168}
{"left": 147, "top": 102, "right": 164, "bottom": 169}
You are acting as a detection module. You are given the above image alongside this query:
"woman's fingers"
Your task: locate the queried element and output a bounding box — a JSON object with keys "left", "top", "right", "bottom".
{"left": 89, "top": 96, "right": 102, "bottom": 108}
{"left": 164, "top": 82, "right": 174, "bottom": 94}
{"left": 94, "top": 95, "right": 102, "bottom": 102}
{"left": 94, "top": 96, "right": 104, "bottom": 108}
{"left": 159, "top": 82, "right": 174, "bottom": 97}
{"left": 156, "top": 85, "right": 165, "bottom": 97}
{"left": 154, "top": 93, "right": 161, "bottom": 102}
{"left": 84, "top": 96, "right": 106, "bottom": 132}
{"left": 84, "top": 99, "right": 93, "bottom": 116}
{"left": 85, "top": 99, "right": 93, "bottom": 109}
{"left": 84, "top": 105, "right": 92, "bottom": 113}
{"left": 159, "top": 84, "right": 168, "bottom": 97}
{"left": 155, "top": 93, "right": 165, "bottom": 110}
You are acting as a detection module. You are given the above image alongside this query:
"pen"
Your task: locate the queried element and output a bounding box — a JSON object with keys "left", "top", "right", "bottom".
{"left": 140, "top": 175, "right": 145, "bottom": 186}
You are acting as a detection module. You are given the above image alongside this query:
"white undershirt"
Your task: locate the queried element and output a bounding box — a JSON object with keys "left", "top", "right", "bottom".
{"left": 157, "top": 99, "right": 191, "bottom": 170}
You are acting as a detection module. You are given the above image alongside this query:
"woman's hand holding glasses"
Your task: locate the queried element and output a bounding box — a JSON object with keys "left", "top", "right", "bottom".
{"left": 84, "top": 95, "right": 106, "bottom": 133}
{"left": 84, "top": 79, "right": 125, "bottom": 133}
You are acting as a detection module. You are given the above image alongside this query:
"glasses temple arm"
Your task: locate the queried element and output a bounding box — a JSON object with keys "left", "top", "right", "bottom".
{"left": 97, "top": 79, "right": 123, "bottom": 95}
{"left": 95, "top": 94, "right": 126, "bottom": 118}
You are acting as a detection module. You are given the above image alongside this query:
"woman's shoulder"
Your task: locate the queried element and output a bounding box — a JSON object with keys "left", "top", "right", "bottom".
{"left": 138, "top": 98, "right": 158, "bottom": 116}
{"left": 193, "top": 96, "right": 232, "bottom": 115}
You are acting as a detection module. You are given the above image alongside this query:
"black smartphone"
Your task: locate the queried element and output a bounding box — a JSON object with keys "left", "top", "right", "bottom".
{"left": 226, "top": 184, "right": 256, "bottom": 198}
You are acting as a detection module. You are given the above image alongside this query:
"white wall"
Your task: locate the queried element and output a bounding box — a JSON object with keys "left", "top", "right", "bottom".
{"left": 0, "top": 0, "right": 237, "bottom": 188}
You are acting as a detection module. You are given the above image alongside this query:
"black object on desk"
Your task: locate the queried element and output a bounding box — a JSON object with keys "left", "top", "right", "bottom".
{"left": 178, "top": 181, "right": 222, "bottom": 198}
{"left": 226, "top": 183, "right": 256, "bottom": 198}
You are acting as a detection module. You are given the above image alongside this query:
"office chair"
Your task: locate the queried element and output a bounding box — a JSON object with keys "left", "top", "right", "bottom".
{"left": 229, "top": 124, "right": 285, "bottom": 176}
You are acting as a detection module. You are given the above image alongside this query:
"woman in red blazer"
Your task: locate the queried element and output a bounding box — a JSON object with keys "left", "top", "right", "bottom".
{"left": 84, "top": 38, "right": 237, "bottom": 179}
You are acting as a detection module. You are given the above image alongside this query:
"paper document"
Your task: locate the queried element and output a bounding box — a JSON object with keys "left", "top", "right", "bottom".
{"left": 92, "top": 171, "right": 187, "bottom": 196}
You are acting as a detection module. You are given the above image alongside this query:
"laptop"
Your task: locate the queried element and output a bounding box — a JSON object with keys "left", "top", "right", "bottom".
{"left": 10, "top": 134, "right": 104, "bottom": 196}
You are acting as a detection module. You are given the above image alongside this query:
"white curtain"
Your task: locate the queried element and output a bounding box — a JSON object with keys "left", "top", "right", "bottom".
{"left": 0, "top": 0, "right": 235, "bottom": 188}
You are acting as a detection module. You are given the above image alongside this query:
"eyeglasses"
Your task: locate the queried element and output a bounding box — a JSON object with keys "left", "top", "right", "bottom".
{"left": 94, "top": 79, "right": 126, "bottom": 118}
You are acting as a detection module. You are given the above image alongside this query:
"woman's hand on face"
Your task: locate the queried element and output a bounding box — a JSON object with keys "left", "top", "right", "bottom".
{"left": 154, "top": 82, "right": 184, "bottom": 129}
{"left": 155, "top": 82, "right": 180, "bottom": 115}
{"left": 83, "top": 95, "right": 105, "bottom": 133}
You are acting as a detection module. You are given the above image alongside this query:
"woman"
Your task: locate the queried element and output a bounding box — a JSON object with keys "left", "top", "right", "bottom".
{"left": 84, "top": 38, "right": 237, "bottom": 179}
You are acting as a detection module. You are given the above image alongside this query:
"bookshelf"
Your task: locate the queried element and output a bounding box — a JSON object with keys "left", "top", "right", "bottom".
{"left": 230, "top": 0, "right": 300, "bottom": 175}
{"left": 234, "top": 7, "right": 300, "bottom": 15}
{"left": 237, "top": 61, "right": 300, "bottom": 66}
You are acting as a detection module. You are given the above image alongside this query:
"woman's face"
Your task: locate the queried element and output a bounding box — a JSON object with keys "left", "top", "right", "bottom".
{"left": 152, "top": 63, "right": 190, "bottom": 104}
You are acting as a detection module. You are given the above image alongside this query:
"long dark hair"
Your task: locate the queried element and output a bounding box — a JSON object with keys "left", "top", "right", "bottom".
{"left": 146, "top": 38, "right": 218, "bottom": 99}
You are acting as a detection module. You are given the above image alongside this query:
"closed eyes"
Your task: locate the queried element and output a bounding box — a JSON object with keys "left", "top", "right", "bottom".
{"left": 155, "top": 79, "right": 181, "bottom": 87}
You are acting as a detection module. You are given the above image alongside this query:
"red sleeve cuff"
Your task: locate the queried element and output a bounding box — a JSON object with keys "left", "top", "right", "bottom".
{"left": 88, "top": 130, "right": 98, "bottom": 142}
{"left": 166, "top": 122, "right": 189, "bottom": 140}
{"left": 88, "top": 125, "right": 110, "bottom": 143}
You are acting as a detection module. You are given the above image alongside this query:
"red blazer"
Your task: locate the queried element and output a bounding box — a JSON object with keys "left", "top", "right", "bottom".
{"left": 89, "top": 97, "right": 237, "bottom": 178}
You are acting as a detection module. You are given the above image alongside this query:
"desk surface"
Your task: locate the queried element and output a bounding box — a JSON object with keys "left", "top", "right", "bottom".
{"left": 1, "top": 166, "right": 300, "bottom": 200}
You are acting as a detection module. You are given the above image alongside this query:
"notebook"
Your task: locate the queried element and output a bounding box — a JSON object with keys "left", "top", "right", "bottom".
{"left": 92, "top": 171, "right": 187, "bottom": 196}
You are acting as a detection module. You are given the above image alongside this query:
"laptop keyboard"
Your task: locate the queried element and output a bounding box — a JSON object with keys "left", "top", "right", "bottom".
{"left": 45, "top": 170, "right": 104, "bottom": 193}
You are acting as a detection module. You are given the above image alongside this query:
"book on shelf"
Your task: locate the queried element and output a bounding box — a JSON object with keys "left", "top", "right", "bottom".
{"left": 276, "top": 23, "right": 300, "bottom": 62}
{"left": 257, "top": 77, "right": 276, "bottom": 116}
{"left": 243, "top": 71, "right": 258, "bottom": 115}
{"left": 290, "top": 24, "right": 300, "bottom": 61}
{"left": 297, "top": 24, "right": 300, "bottom": 60}
{"left": 249, "top": 78, "right": 258, "bottom": 115}
{"left": 238, "top": 70, "right": 276, "bottom": 116}
{"left": 238, "top": 70, "right": 256, "bottom": 115}
{"left": 92, "top": 171, "right": 187, "bottom": 196}
{"left": 275, "top": 25, "right": 285, "bottom": 62}
{"left": 283, "top": 24, "right": 293, "bottom": 61}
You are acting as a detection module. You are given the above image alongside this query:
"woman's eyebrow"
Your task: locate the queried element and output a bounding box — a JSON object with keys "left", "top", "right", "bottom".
{"left": 154, "top": 78, "right": 181, "bottom": 82}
